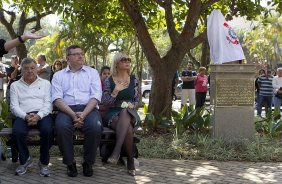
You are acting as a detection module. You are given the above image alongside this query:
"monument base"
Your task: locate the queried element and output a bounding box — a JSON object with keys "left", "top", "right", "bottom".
{"left": 210, "top": 64, "right": 256, "bottom": 140}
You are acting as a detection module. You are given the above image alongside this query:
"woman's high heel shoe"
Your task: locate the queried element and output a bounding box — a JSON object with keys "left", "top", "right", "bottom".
{"left": 127, "top": 169, "right": 136, "bottom": 176}
{"left": 107, "top": 155, "right": 120, "bottom": 165}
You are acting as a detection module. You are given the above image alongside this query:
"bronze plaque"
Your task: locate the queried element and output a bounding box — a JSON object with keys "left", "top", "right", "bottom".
{"left": 216, "top": 78, "right": 254, "bottom": 106}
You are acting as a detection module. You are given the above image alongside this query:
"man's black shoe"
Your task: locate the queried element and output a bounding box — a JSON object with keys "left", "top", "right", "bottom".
{"left": 67, "top": 162, "right": 78, "bottom": 177}
{"left": 82, "top": 162, "right": 93, "bottom": 177}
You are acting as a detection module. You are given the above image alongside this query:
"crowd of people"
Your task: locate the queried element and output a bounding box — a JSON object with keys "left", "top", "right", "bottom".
{"left": 0, "top": 32, "right": 140, "bottom": 178}
{"left": 255, "top": 67, "right": 282, "bottom": 116}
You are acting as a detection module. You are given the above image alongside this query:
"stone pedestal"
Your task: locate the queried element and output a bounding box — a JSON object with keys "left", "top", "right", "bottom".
{"left": 210, "top": 64, "right": 256, "bottom": 140}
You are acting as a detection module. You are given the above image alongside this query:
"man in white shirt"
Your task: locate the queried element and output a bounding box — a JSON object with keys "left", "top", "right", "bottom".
{"left": 273, "top": 68, "right": 282, "bottom": 110}
{"left": 10, "top": 58, "right": 53, "bottom": 177}
{"left": 51, "top": 45, "right": 102, "bottom": 177}
{"left": 37, "top": 54, "right": 51, "bottom": 80}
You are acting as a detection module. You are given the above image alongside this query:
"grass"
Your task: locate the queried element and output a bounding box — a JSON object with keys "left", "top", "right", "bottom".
{"left": 137, "top": 132, "right": 282, "bottom": 162}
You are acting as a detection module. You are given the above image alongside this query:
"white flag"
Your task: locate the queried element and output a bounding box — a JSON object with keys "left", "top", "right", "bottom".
{"left": 207, "top": 9, "right": 245, "bottom": 64}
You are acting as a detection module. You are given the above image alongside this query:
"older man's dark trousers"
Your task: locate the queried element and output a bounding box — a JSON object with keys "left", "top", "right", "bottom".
{"left": 12, "top": 114, "right": 53, "bottom": 165}
{"left": 55, "top": 105, "right": 103, "bottom": 165}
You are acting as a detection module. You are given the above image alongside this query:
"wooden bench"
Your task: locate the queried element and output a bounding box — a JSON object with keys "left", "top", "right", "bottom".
{"left": 0, "top": 126, "right": 140, "bottom": 162}
{"left": 0, "top": 127, "right": 118, "bottom": 145}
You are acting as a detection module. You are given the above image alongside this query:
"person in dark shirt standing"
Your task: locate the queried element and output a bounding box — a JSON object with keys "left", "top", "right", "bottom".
{"left": 181, "top": 62, "right": 197, "bottom": 109}
{"left": 5, "top": 55, "right": 21, "bottom": 105}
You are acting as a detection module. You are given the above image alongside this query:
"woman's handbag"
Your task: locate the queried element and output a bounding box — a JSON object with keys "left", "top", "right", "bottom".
{"left": 275, "top": 87, "right": 282, "bottom": 99}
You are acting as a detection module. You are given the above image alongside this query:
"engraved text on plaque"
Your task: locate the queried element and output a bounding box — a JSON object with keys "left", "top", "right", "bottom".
{"left": 216, "top": 79, "right": 254, "bottom": 106}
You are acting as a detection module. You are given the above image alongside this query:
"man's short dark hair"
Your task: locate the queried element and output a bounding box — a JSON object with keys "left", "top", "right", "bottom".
{"left": 38, "top": 54, "right": 46, "bottom": 61}
{"left": 188, "top": 61, "right": 194, "bottom": 66}
{"left": 66, "top": 45, "right": 81, "bottom": 56}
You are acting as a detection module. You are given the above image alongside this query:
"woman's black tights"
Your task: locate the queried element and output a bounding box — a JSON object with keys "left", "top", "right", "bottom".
{"left": 110, "top": 109, "right": 135, "bottom": 170}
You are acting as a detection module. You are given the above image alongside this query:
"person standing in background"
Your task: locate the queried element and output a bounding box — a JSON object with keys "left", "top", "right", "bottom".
{"left": 257, "top": 69, "right": 273, "bottom": 116}
{"left": 5, "top": 55, "right": 21, "bottom": 105}
{"left": 0, "top": 61, "right": 6, "bottom": 101}
{"left": 195, "top": 67, "right": 208, "bottom": 108}
{"left": 272, "top": 68, "right": 282, "bottom": 111}
{"left": 37, "top": 54, "right": 51, "bottom": 80}
{"left": 181, "top": 62, "right": 197, "bottom": 109}
{"left": 100, "top": 66, "right": 111, "bottom": 91}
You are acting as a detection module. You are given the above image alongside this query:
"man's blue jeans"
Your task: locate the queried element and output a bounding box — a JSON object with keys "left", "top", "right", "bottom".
{"left": 257, "top": 95, "right": 273, "bottom": 116}
{"left": 12, "top": 114, "right": 53, "bottom": 165}
{"left": 273, "top": 94, "right": 282, "bottom": 109}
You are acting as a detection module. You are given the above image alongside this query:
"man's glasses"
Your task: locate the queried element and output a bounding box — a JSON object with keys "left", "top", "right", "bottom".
{"left": 68, "top": 53, "right": 84, "bottom": 57}
{"left": 120, "top": 57, "right": 131, "bottom": 63}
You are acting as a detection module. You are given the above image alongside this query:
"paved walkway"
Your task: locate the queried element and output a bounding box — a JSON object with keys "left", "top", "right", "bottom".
{"left": 1, "top": 157, "right": 282, "bottom": 183}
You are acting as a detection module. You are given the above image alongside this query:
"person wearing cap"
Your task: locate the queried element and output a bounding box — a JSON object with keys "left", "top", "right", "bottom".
{"left": 257, "top": 69, "right": 273, "bottom": 116}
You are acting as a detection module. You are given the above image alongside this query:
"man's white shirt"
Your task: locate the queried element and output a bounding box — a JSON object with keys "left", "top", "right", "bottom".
{"left": 10, "top": 77, "right": 52, "bottom": 119}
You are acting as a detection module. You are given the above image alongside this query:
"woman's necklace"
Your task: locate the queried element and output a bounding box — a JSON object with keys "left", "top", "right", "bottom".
{"left": 114, "top": 76, "right": 130, "bottom": 86}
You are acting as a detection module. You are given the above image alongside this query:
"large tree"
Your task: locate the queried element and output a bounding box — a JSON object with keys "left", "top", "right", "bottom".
{"left": 9, "top": 0, "right": 273, "bottom": 120}
{"left": 0, "top": 2, "right": 52, "bottom": 60}
{"left": 118, "top": 0, "right": 266, "bottom": 118}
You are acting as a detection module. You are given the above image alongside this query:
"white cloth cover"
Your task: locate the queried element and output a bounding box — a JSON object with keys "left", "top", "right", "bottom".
{"left": 207, "top": 9, "right": 245, "bottom": 64}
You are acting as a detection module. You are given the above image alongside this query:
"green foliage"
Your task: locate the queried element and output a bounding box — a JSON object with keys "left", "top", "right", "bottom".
{"left": 0, "top": 100, "right": 12, "bottom": 130}
{"left": 138, "top": 132, "right": 282, "bottom": 161}
{"left": 143, "top": 104, "right": 173, "bottom": 131}
{"left": 0, "top": 100, "right": 12, "bottom": 157}
{"left": 28, "top": 33, "right": 63, "bottom": 63}
{"left": 254, "top": 108, "right": 282, "bottom": 137}
{"left": 171, "top": 105, "right": 210, "bottom": 139}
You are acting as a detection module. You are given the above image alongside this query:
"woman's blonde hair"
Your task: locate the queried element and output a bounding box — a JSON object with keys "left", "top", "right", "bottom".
{"left": 111, "top": 52, "right": 130, "bottom": 76}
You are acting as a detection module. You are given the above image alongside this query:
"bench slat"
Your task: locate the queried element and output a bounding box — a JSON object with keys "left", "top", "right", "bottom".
{"left": 0, "top": 127, "right": 115, "bottom": 137}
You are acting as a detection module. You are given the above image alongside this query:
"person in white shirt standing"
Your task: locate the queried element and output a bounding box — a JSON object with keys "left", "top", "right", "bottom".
{"left": 51, "top": 45, "right": 102, "bottom": 177}
{"left": 10, "top": 58, "right": 53, "bottom": 176}
{"left": 272, "top": 68, "right": 282, "bottom": 111}
{"left": 37, "top": 54, "right": 51, "bottom": 81}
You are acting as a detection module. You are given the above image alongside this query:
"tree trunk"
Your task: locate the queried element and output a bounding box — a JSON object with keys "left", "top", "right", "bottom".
{"left": 200, "top": 39, "right": 210, "bottom": 70}
{"left": 148, "top": 58, "right": 177, "bottom": 118}
{"left": 16, "top": 44, "right": 28, "bottom": 62}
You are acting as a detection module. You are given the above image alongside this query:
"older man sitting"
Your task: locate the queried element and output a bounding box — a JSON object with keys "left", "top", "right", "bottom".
{"left": 10, "top": 58, "right": 53, "bottom": 176}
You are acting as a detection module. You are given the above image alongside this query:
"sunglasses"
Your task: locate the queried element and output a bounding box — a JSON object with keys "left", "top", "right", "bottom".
{"left": 120, "top": 57, "right": 131, "bottom": 63}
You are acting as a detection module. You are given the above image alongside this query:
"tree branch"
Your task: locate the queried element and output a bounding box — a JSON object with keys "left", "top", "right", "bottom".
{"left": 190, "top": 30, "right": 207, "bottom": 49}
{"left": 25, "top": 11, "right": 53, "bottom": 25}
{"left": 175, "top": 0, "right": 202, "bottom": 58}
{"left": 187, "top": 50, "right": 199, "bottom": 66}
{"left": 3, "top": 9, "right": 16, "bottom": 25}
{"left": 119, "top": 0, "right": 161, "bottom": 68}
{"left": 163, "top": 0, "right": 179, "bottom": 43}
{"left": 0, "top": 9, "right": 16, "bottom": 38}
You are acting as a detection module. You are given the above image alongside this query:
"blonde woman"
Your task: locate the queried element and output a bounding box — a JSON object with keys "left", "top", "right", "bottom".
{"left": 102, "top": 52, "right": 140, "bottom": 176}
